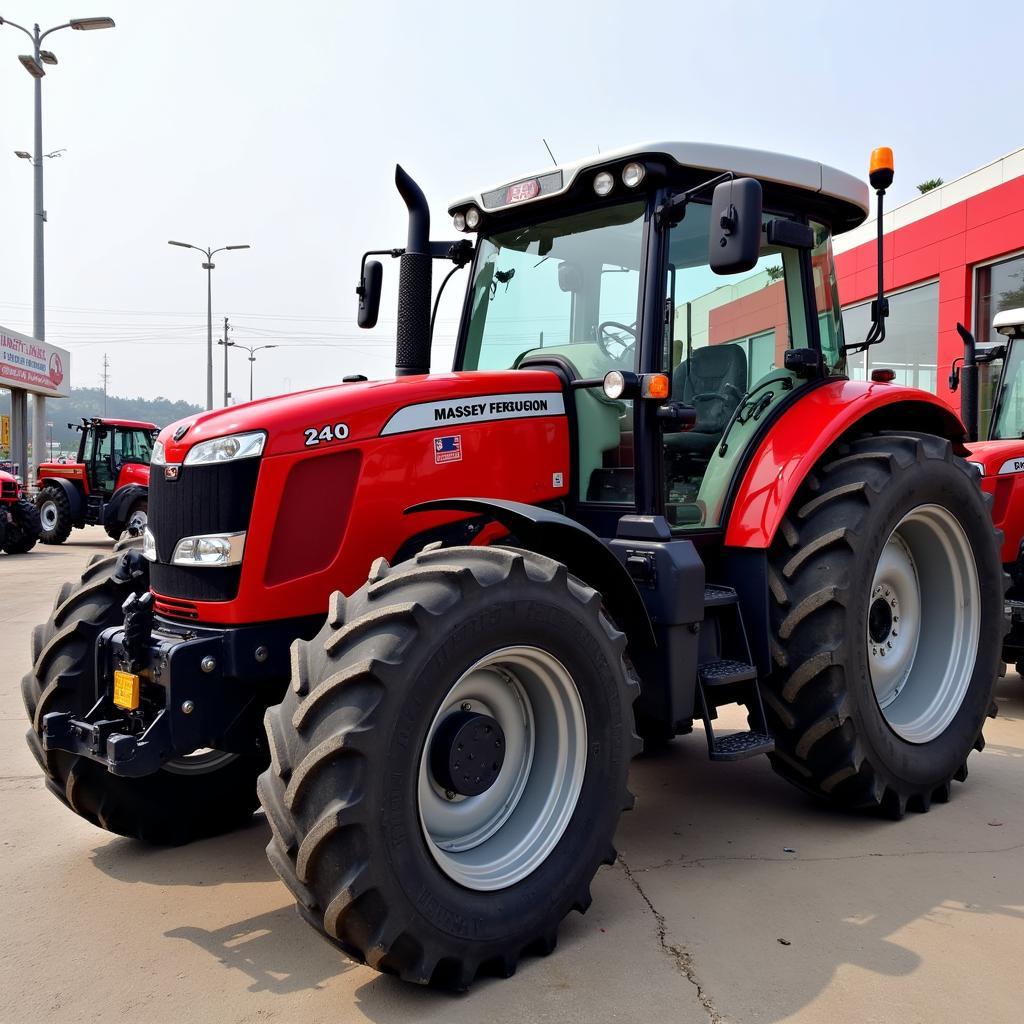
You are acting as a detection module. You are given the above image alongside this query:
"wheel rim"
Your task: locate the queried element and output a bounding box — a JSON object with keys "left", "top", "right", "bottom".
{"left": 163, "top": 749, "right": 238, "bottom": 775}
{"left": 127, "top": 508, "right": 147, "bottom": 531}
{"left": 867, "top": 504, "right": 980, "bottom": 743}
{"left": 417, "top": 646, "right": 587, "bottom": 891}
{"left": 39, "top": 500, "right": 58, "bottom": 531}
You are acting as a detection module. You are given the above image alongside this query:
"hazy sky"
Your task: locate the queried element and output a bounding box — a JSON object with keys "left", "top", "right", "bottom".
{"left": 1, "top": 0, "right": 1022, "bottom": 406}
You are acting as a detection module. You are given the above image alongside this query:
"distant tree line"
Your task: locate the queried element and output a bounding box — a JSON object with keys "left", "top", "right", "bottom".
{"left": 0, "top": 387, "right": 202, "bottom": 453}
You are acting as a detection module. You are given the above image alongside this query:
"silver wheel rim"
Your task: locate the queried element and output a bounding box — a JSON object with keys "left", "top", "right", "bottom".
{"left": 127, "top": 508, "right": 147, "bottom": 531}
{"left": 163, "top": 749, "right": 238, "bottom": 775}
{"left": 867, "top": 503, "right": 980, "bottom": 743}
{"left": 39, "top": 500, "right": 58, "bottom": 531}
{"left": 417, "top": 646, "right": 587, "bottom": 891}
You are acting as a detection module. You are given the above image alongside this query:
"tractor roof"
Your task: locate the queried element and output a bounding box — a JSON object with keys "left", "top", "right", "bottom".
{"left": 91, "top": 417, "right": 157, "bottom": 430}
{"left": 449, "top": 140, "right": 870, "bottom": 234}
{"left": 994, "top": 307, "right": 1024, "bottom": 338}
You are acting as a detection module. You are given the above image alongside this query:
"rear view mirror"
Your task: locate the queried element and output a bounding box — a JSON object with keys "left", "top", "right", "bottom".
{"left": 357, "top": 260, "right": 383, "bottom": 329}
{"left": 709, "top": 177, "right": 762, "bottom": 275}
{"left": 558, "top": 262, "right": 582, "bottom": 293}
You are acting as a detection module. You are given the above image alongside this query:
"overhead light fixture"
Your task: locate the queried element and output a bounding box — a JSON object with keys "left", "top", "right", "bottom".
{"left": 18, "top": 54, "right": 45, "bottom": 78}
{"left": 593, "top": 171, "right": 615, "bottom": 196}
{"left": 39, "top": 50, "right": 58, "bottom": 65}
{"left": 14, "top": 151, "right": 32, "bottom": 160}
{"left": 225, "top": 244, "right": 251, "bottom": 250}
{"left": 70, "top": 17, "right": 116, "bottom": 31}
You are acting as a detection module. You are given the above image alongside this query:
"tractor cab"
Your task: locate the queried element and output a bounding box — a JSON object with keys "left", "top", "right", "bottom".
{"left": 441, "top": 144, "right": 864, "bottom": 535}
{"left": 34, "top": 417, "right": 157, "bottom": 544}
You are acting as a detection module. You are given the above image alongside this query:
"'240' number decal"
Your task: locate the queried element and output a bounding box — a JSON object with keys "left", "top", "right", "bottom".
{"left": 304, "top": 422, "right": 350, "bottom": 446}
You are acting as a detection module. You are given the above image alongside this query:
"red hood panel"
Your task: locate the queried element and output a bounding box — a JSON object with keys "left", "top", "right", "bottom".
{"left": 158, "top": 370, "right": 564, "bottom": 462}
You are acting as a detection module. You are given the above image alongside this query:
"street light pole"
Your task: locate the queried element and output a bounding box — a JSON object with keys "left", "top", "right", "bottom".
{"left": 1, "top": 13, "right": 115, "bottom": 482}
{"left": 168, "top": 241, "right": 250, "bottom": 410}
{"left": 219, "top": 317, "right": 233, "bottom": 406}
{"left": 221, "top": 342, "right": 278, "bottom": 402}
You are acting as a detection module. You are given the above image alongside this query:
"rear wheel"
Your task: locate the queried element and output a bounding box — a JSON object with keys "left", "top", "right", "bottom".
{"left": 22, "top": 551, "right": 265, "bottom": 844}
{"left": 764, "top": 432, "right": 1003, "bottom": 816}
{"left": 36, "top": 485, "right": 73, "bottom": 545}
{"left": 2, "top": 498, "right": 41, "bottom": 553}
{"left": 259, "top": 545, "right": 639, "bottom": 989}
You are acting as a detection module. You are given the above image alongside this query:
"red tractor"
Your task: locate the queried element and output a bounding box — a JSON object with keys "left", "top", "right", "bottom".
{"left": 24, "top": 144, "right": 1004, "bottom": 989}
{"left": 952, "top": 307, "right": 1024, "bottom": 671}
{"left": 0, "top": 468, "right": 41, "bottom": 554}
{"left": 34, "top": 417, "right": 157, "bottom": 544}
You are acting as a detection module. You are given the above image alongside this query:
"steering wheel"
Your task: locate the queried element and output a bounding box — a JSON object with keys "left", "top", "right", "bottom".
{"left": 597, "top": 320, "right": 637, "bottom": 364}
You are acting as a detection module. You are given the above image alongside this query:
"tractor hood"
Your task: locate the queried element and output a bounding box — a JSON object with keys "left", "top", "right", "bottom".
{"left": 963, "top": 438, "right": 1024, "bottom": 477}
{"left": 157, "top": 369, "right": 565, "bottom": 463}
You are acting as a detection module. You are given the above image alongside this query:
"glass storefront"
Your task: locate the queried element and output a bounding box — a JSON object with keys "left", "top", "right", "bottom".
{"left": 842, "top": 281, "right": 939, "bottom": 391}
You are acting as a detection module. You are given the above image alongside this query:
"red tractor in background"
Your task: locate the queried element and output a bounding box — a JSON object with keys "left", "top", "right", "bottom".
{"left": 952, "top": 307, "right": 1024, "bottom": 671}
{"left": 0, "top": 468, "right": 41, "bottom": 554}
{"left": 24, "top": 143, "right": 1005, "bottom": 989}
{"left": 34, "top": 417, "right": 157, "bottom": 544}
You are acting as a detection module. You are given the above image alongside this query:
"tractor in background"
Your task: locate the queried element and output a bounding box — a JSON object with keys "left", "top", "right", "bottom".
{"left": 0, "top": 468, "right": 41, "bottom": 554}
{"left": 34, "top": 417, "right": 157, "bottom": 544}
{"left": 24, "top": 143, "right": 1004, "bottom": 989}
{"left": 952, "top": 307, "right": 1024, "bottom": 670}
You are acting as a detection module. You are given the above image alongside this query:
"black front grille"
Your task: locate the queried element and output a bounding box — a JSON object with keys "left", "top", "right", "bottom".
{"left": 148, "top": 458, "right": 261, "bottom": 602}
{"left": 1, "top": 480, "right": 16, "bottom": 500}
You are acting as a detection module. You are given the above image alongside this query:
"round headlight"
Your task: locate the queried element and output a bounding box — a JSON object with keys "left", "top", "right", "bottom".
{"left": 593, "top": 171, "right": 615, "bottom": 197}
{"left": 622, "top": 162, "right": 646, "bottom": 188}
{"left": 465, "top": 207, "right": 481, "bottom": 230}
{"left": 603, "top": 370, "right": 626, "bottom": 400}
{"left": 453, "top": 211, "right": 467, "bottom": 232}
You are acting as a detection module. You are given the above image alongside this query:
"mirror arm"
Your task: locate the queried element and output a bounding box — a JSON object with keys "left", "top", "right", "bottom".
{"left": 656, "top": 171, "right": 735, "bottom": 227}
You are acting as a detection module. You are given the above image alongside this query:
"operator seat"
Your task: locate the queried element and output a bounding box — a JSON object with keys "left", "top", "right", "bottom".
{"left": 666, "top": 343, "right": 748, "bottom": 457}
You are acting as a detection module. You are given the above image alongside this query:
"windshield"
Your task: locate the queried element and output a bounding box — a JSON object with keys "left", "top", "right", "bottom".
{"left": 993, "top": 341, "right": 1024, "bottom": 439}
{"left": 460, "top": 201, "right": 646, "bottom": 378}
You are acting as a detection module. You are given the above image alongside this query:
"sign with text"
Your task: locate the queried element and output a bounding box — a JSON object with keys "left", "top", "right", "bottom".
{"left": 0, "top": 325, "right": 70, "bottom": 398}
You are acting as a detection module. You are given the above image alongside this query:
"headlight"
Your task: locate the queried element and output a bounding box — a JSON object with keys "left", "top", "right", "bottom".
{"left": 453, "top": 211, "right": 467, "bottom": 232}
{"left": 622, "top": 162, "right": 646, "bottom": 188}
{"left": 142, "top": 527, "right": 157, "bottom": 561}
{"left": 593, "top": 171, "right": 615, "bottom": 196}
{"left": 151, "top": 439, "right": 166, "bottom": 465}
{"left": 464, "top": 206, "right": 481, "bottom": 230}
{"left": 184, "top": 431, "right": 266, "bottom": 466}
{"left": 967, "top": 461, "right": 985, "bottom": 477}
{"left": 172, "top": 531, "right": 246, "bottom": 567}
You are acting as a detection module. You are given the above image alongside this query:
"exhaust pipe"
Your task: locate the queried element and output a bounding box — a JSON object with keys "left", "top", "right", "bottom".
{"left": 394, "top": 165, "right": 432, "bottom": 377}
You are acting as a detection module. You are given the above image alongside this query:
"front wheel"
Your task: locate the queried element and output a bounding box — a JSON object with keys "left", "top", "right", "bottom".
{"left": 259, "top": 545, "right": 639, "bottom": 989}
{"left": 105, "top": 499, "right": 147, "bottom": 541}
{"left": 2, "top": 499, "right": 41, "bottom": 553}
{"left": 764, "top": 432, "right": 1004, "bottom": 817}
{"left": 36, "top": 485, "right": 73, "bottom": 544}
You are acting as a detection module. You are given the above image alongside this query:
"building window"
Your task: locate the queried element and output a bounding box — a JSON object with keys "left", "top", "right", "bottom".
{"left": 842, "top": 281, "right": 939, "bottom": 391}
{"left": 974, "top": 252, "right": 1024, "bottom": 435}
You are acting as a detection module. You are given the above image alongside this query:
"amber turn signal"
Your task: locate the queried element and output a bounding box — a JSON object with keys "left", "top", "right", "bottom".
{"left": 642, "top": 374, "right": 671, "bottom": 400}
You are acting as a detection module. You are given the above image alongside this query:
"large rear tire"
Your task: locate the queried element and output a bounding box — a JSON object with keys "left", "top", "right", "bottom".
{"left": 763, "top": 432, "right": 1003, "bottom": 817}
{"left": 22, "top": 551, "right": 265, "bottom": 844}
{"left": 36, "top": 485, "right": 73, "bottom": 545}
{"left": 259, "top": 545, "right": 639, "bottom": 989}
{"left": 2, "top": 498, "right": 41, "bottom": 553}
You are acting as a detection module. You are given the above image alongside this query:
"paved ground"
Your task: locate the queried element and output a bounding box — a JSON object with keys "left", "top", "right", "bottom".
{"left": 1, "top": 528, "right": 1022, "bottom": 1023}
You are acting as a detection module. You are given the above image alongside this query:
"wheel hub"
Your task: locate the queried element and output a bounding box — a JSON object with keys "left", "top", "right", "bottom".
{"left": 430, "top": 710, "right": 506, "bottom": 796}
{"left": 40, "top": 501, "right": 57, "bottom": 530}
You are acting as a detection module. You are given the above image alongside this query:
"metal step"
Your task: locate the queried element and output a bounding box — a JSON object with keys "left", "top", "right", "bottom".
{"left": 710, "top": 730, "right": 774, "bottom": 761}
{"left": 698, "top": 658, "right": 757, "bottom": 688}
{"left": 703, "top": 583, "right": 738, "bottom": 607}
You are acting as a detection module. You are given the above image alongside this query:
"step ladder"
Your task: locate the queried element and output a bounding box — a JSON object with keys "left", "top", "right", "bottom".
{"left": 697, "top": 584, "right": 774, "bottom": 762}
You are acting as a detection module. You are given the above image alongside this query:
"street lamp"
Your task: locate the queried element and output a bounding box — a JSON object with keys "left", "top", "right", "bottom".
{"left": 168, "top": 241, "right": 250, "bottom": 410}
{"left": 1, "top": 12, "right": 115, "bottom": 482}
{"left": 222, "top": 342, "right": 279, "bottom": 402}
{"left": 217, "top": 334, "right": 235, "bottom": 407}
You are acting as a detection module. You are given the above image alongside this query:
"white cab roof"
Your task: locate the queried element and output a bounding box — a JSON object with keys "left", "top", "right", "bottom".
{"left": 994, "top": 307, "right": 1024, "bottom": 337}
{"left": 450, "top": 140, "right": 870, "bottom": 231}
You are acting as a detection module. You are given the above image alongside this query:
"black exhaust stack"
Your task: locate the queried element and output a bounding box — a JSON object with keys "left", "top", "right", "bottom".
{"left": 394, "top": 165, "right": 432, "bottom": 376}
{"left": 956, "top": 322, "right": 980, "bottom": 441}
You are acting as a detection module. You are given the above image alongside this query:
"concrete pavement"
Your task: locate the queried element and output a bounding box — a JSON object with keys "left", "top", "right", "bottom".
{"left": 1, "top": 528, "right": 1022, "bottom": 1023}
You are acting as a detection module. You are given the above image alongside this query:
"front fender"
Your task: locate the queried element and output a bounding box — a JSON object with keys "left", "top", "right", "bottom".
{"left": 40, "top": 476, "right": 84, "bottom": 521}
{"left": 406, "top": 497, "right": 656, "bottom": 650}
{"left": 724, "top": 381, "right": 966, "bottom": 549}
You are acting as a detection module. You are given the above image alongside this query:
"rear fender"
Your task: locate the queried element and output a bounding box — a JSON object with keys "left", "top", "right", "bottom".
{"left": 405, "top": 498, "right": 656, "bottom": 651}
{"left": 103, "top": 483, "right": 148, "bottom": 532}
{"left": 725, "top": 381, "right": 966, "bottom": 549}
{"left": 40, "top": 476, "right": 84, "bottom": 522}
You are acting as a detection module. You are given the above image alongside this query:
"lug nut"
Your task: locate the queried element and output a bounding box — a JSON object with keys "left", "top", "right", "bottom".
{"left": 254, "top": 646, "right": 268, "bottom": 663}
{"left": 444, "top": 789, "right": 455, "bottom": 801}
{"left": 181, "top": 700, "right": 195, "bottom": 715}
{"left": 460, "top": 701, "right": 472, "bottom": 712}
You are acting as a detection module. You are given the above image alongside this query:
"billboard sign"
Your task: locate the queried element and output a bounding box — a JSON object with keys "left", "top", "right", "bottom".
{"left": 0, "top": 324, "right": 71, "bottom": 398}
